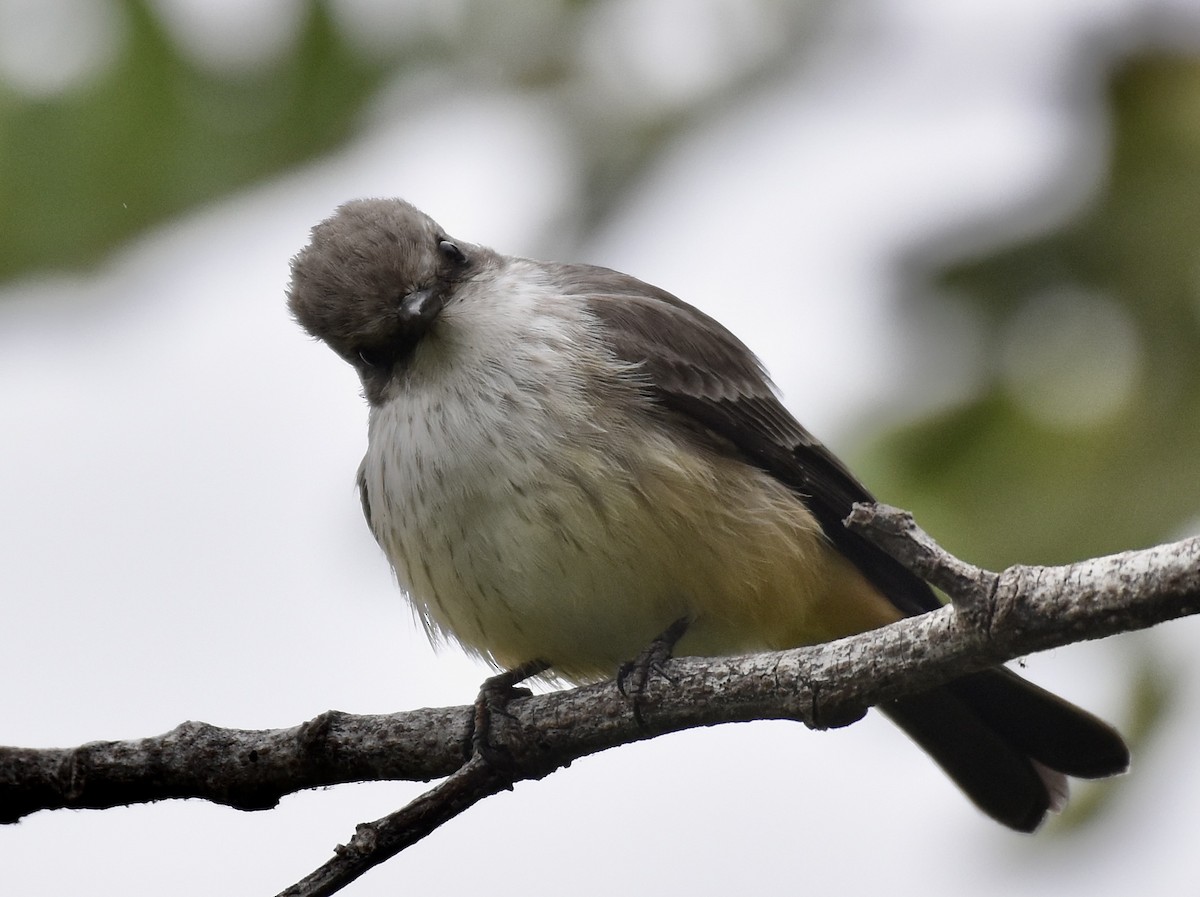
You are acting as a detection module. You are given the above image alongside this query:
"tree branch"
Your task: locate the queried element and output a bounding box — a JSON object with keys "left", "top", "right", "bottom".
{"left": 276, "top": 756, "right": 510, "bottom": 897}
{"left": 2, "top": 504, "right": 1198, "bottom": 896}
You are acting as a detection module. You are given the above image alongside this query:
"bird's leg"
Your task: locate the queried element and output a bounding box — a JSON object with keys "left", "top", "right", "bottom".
{"left": 617, "top": 616, "right": 691, "bottom": 727}
{"left": 467, "top": 659, "right": 551, "bottom": 766}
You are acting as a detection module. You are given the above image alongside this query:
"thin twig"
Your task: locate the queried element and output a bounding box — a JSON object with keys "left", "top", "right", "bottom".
{"left": 276, "top": 757, "right": 506, "bottom": 897}
{"left": 844, "top": 502, "right": 998, "bottom": 620}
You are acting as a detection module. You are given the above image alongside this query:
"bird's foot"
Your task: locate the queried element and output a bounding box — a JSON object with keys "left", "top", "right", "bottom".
{"left": 617, "top": 616, "right": 690, "bottom": 727}
{"left": 467, "top": 659, "right": 550, "bottom": 768}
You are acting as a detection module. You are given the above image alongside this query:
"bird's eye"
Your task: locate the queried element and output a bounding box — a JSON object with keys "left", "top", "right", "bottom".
{"left": 438, "top": 239, "right": 466, "bottom": 265}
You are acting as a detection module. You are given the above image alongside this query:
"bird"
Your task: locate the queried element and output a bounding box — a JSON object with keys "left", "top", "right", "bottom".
{"left": 287, "top": 197, "right": 1129, "bottom": 832}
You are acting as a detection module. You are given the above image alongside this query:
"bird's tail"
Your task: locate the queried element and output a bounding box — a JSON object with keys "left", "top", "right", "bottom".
{"left": 880, "top": 667, "right": 1130, "bottom": 831}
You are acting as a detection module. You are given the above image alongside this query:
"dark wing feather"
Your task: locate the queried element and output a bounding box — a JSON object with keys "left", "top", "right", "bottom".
{"left": 551, "top": 263, "right": 939, "bottom": 618}
{"left": 356, "top": 459, "right": 374, "bottom": 532}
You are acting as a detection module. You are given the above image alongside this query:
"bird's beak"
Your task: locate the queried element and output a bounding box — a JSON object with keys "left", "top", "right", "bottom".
{"left": 398, "top": 288, "right": 444, "bottom": 327}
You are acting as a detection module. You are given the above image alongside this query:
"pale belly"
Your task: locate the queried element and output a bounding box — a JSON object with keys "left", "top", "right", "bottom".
{"left": 362, "top": 393, "right": 900, "bottom": 683}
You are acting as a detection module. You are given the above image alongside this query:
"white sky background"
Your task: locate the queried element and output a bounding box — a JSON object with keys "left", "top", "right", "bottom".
{"left": 2, "top": 0, "right": 1200, "bottom": 894}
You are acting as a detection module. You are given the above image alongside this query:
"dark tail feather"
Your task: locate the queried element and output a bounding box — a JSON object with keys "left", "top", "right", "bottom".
{"left": 882, "top": 689, "right": 1050, "bottom": 831}
{"left": 881, "top": 668, "right": 1130, "bottom": 832}
{"left": 945, "top": 669, "right": 1131, "bottom": 777}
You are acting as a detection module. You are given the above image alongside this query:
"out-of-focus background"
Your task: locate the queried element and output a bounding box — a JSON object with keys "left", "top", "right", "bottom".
{"left": 2, "top": 0, "right": 1199, "bottom": 894}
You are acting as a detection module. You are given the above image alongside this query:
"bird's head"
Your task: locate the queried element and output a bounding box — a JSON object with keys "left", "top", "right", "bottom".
{"left": 287, "top": 198, "right": 479, "bottom": 397}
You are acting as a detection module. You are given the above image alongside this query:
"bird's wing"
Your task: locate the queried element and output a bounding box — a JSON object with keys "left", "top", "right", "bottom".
{"left": 552, "top": 262, "right": 940, "bottom": 617}
{"left": 356, "top": 458, "right": 375, "bottom": 534}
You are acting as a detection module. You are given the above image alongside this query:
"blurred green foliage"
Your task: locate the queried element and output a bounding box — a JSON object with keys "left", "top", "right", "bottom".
{"left": 0, "top": 0, "right": 388, "bottom": 279}
{"left": 865, "top": 56, "right": 1200, "bottom": 571}
{"left": 857, "top": 56, "right": 1200, "bottom": 830}
{"left": 0, "top": 0, "right": 819, "bottom": 281}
